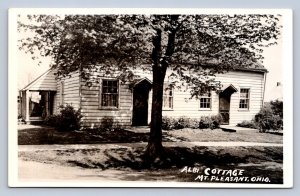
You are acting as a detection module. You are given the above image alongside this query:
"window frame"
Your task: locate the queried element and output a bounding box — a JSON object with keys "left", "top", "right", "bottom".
{"left": 60, "top": 81, "right": 64, "bottom": 106}
{"left": 99, "top": 78, "right": 120, "bottom": 110}
{"left": 199, "top": 92, "right": 212, "bottom": 110}
{"left": 239, "top": 88, "right": 250, "bottom": 110}
{"left": 162, "top": 83, "right": 174, "bottom": 111}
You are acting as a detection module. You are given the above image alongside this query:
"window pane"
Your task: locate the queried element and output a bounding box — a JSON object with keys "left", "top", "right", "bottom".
{"left": 200, "top": 96, "right": 211, "bottom": 109}
{"left": 163, "top": 84, "right": 173, "bottom": 109}
{"left": 239, "top": 89, "right": 249, "bottom": 109}
{"left": 102, "top": 94, "right": 107, "bottom": 106}
{"left": 101, "top": 80, "right": 119, "bottom": 107}
{"left": 169, "top": 97, "right": 173, "bottom": 108}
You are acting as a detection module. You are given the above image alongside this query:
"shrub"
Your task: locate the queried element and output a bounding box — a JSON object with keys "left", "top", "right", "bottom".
{"left": 270, "top": 100, "right": 283, "bottom": 118}
{"left": 254, "top": 104, "right": 283, "bottom": 132}
{"left": 237, "top": 101, "right": 283, "bottom": 132}
{"left": 199, "top": 114, "right": 223, "bottom": 129}
{"left": 97, "top": 116, "right": 122, "bottom": 131}
{"left": 236, "top": 120, "right": 258, "bottom": 129}
{"left": 162, "top": 115, "right": 222, "bottom": 130}
{"left": 189, "top": 118, "right": 200, "bottom": 129}
{"left": 44, "top": 105, "right": 82, "bottom": 131}
{"left": 44, "top": 114, "right": 59, "bottom": 126}
{"left": 199, "top": 116, "right": 211, "bottom": 129}
{"left": 174, "top": 117, "right": 191, "bottom": 129}
{"left": 162, "top": 116, "right": 177, "bottom": 130}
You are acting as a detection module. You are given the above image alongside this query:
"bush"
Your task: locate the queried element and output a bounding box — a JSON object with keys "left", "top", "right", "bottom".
{"left": 254, "top": 104, "right": 283, "bottom": 132}
{"left": 44, "top": 114, "right": 59, "bottom": 126}
{"left": 270, "top": 100, "right": 283, "bottom": 118}
{"left": 236, "top": 101, "right": 283, "bottom": 132}
{"left": 44, "top": 105, "right": 82, "bottom": 131}
{"left": 174, "top": 117, "right": 191, "bottom": 129}
{"left": 162, "top": 115, "right": 222, "bottom": 130}
{"left": 237, "top": 120, "right": 258, "bottom": 129}
{"left": 161, "top": 116, "right": 177, "bottom": 130}
{"left": 189, "top": 118, "right": 200, "bottom": 129}
{"left": 199, "top": 114, "right": 223, "bottom": 129}
{"left": 97, "top": 116, "right": 122, "bottom": 131}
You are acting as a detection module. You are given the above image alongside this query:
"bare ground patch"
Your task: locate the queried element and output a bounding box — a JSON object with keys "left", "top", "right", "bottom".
{"left": 19, "top": 145, "right": 283, "bottom": 183}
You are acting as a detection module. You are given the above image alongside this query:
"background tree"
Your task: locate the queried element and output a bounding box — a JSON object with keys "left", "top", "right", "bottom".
{"left": 18, "top": 14, "right": 281, "bottom": 162}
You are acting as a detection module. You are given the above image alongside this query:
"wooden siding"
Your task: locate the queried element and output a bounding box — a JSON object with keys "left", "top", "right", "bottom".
{"left": 22, "top": 69, "right": 57, "bottom": 91}
{"left": 78, "top": 69, "right": 264, "bottom": 127}
{"left": 148, "top": 70, "right": 264, "bottom": 125}
{"left": 80, "top": 75, "right": 132, "bottom": 128}
{"left": 55, "top": 71, "right": 80, "bottom": 113}
{"left": 216, "top": 71, "right": 264, "bottom": 125}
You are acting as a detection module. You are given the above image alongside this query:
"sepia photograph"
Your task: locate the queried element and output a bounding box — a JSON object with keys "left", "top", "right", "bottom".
{"left": 8, "top": 8, "right": 293, "bottom": 188}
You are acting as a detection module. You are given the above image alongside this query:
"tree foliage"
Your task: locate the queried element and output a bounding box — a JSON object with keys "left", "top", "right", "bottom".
{"left": 18, "top": 14, "right": 281, "bottom": 97}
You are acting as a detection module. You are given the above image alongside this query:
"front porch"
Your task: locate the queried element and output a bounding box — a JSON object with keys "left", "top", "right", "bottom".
{"left": 19, "top": 69, "right": 57, "bottom": 124}
{"left": 20, "top": 90, "right": 56, "bottom": 124}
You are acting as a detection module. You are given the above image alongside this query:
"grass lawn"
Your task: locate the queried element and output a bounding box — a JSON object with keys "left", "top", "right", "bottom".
{"left": 166, "top": 128, "right": 283, "bottom": 144}
{"left": 18, "top": 125, "right": 283, "bottom": 145}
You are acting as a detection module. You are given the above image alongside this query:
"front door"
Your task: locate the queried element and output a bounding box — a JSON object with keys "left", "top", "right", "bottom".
{"left": 219, "top": 91, "right": 231, "bottom": 124}
{"left": 29, "top": 91, "right": 56, "bottom": 119}
{"left": 132, "top": 84, "right": 150, "bottom": 126}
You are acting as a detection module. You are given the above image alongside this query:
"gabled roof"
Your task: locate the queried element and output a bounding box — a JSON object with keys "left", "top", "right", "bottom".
{"left": 20, "top": 68, "right": 57, "bottom": 91}
{"left": 129, "top": 77, "right": 153, "bottom": 89}
{"left": 132, "top": 77, "right": 152, "bottom": 86}
{"left": 220, "top": 84, "right": 238, "bottom": 95}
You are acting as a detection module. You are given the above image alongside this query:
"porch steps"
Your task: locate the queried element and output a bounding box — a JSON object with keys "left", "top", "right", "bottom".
{"left": 25, "top": 117, "right": 44, "bottom": 125}
{"left": 220, "top": 125, "right": 259, "bottom": 133}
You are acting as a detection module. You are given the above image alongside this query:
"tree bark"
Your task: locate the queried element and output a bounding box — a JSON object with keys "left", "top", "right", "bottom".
{"left": 144, "top": 65, "right": 166, "bottom": 161}
{"left": 144, "top": 25, "right": 178, "bottom": 163}
{"left": 144, "top": 15, "right": 179, "bottom": 165}
{"left": 144, "top": 28, "right": 166, "bottom": 162}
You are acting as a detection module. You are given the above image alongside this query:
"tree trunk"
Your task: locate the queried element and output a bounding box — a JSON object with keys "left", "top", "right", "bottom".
{"left": 144, "top": 23, "right": 177, "bottom": 164}
{"left": 144, "top": 65, "right": 166, "bottom": 162}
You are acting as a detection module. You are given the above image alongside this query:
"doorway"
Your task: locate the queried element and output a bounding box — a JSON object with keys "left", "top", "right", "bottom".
{"left": 28, "top": 91, "right": 55, "bottom": 119}
{"left": 219, "top": 85, "right": 237, "bottom": 124}
{"left": 132, "top": 80, "right": 151, "bottom": 126}
{"left": 219, "top": 91, "right": 231, "bottom": 124}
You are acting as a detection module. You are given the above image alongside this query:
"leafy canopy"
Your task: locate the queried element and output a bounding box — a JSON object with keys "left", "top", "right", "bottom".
{"left": 18, "top": 14, "right": 281, "bottom": 97}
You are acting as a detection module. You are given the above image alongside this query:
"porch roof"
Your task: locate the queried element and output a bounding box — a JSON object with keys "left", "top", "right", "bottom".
{"left": 130, "top": 77, "right": 152, "bottom": 88}
{"left": 219, "top": 84, "right": 238, "bottom": 94}
{"left": 20, "top": 69, "right": 57, "bottom": 91}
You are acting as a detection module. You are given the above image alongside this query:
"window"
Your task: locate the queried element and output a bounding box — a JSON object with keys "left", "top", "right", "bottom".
{"left": 60, "top": 81, "right": 64, "bottom": 105}
{"left": 200, "top": 93, "right": 211, "bottom": 109}
{"left": 100, "top": 79, "right": 119, "bottom": 108}
{"left": 239, "top": 88, "right": 250, "bottom": 109}
{"left": 163, "top": 84, "right": 173, "bottom": 110}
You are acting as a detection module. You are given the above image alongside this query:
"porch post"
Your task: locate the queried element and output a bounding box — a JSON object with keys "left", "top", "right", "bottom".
{"left": 25, "top": 90, "right": 30, "bottom": 123}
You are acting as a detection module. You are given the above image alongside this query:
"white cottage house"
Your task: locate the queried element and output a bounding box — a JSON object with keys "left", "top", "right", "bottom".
{"left": 19, "top": 65, "right": 267, "bottom": 128}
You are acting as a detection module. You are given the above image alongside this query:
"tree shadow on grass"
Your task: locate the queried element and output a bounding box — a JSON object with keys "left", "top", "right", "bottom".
{"left": 65, "top": 146, "right": 283, "bottom": 183}
{"left": 107, "top": 146, "right": 283, "bottom": 183}
{"left": 67, "top": 146, "right": 282, "bottom": 170}
{"left": 19, "top": 127, "right": 177, "bottom": 145}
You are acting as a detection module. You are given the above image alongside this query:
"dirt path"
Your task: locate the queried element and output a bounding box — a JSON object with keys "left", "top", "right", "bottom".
{"left": 19, "top": 159, "right": 131, "bottom": 181}
{"left": 18, "top": 159, "right": 181, "bottom": 182}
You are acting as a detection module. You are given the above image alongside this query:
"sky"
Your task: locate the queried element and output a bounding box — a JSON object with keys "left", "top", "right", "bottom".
{"left": 261, "top": 37, "right": 283, "bottom": 101}
{"left": 16, "top": 15, "right": 283, "bottom": 102}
